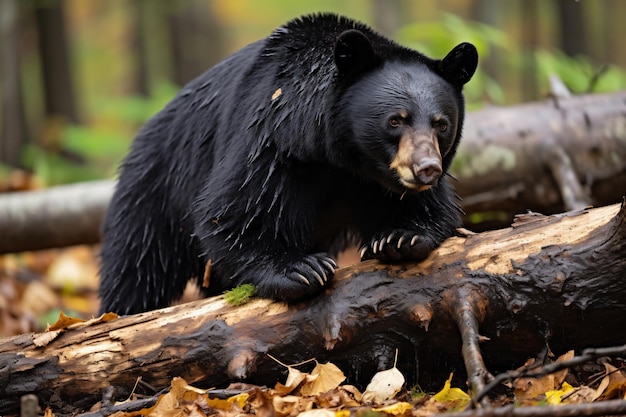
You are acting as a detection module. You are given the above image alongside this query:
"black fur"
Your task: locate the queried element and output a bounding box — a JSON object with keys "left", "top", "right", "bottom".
{"left": 99, "top": 14, "right": 478, "bottom": 314}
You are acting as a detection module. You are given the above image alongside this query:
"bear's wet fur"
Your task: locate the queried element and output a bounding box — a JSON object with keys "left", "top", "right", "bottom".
{"left": 99, "top": 14, "right": 478, "bottom": 314}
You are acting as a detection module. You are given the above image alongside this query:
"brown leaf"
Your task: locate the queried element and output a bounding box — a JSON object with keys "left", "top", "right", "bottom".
{"left": 47, "top": 311, "right": 84, "bottom": 331}
{"left": 300, "top": 362, "right": 346, "bottom": 396}
{"left": 599, "top": 362, "right": 626, "bottom": 400}
{"left": 274, "top": 366, "right": 309, "bottom": 395}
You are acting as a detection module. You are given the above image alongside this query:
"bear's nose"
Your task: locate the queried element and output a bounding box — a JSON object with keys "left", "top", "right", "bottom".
{"left": 412, "top": 158, "right": 442, "bottom": 185}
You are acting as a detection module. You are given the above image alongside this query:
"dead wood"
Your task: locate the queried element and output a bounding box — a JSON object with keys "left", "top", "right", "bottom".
{"left": 1, "top": 90, "right": 626, "bottom": 253}
{"left": 0, "top": 202, "right": 624, "bottom": 415}
{"left": 457, "top": 90, "right": 626, "bottom": 230}
{"left": 0, "top": 180, "right": 113, "bottom": 253}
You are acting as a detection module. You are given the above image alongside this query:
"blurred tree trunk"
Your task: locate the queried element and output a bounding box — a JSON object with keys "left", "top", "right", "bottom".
{"left": 605, "top": 0, "right": 626, "bottom": 69}
{"left": 371, "top": 0, "right": 402, "bottom": 38}
{"left": 35, "top": 0, "right": 79, "bottom": 128}
{"left": 557, "top": 0, "right": 586, "bottom": 58}
{"left": 470, "top": 0, "right": 504, "bottom": 102}
{"left": 168, "top": 0, "right": 225, "bottom": 86}
{"left": 130, "top": 0, "right": 150, "bottom": 97}
{"left": 520, "top": 0, "right": 539, "bottom": 101}
{"left": 0, "top": 0, "right": 28, "bottom": 167}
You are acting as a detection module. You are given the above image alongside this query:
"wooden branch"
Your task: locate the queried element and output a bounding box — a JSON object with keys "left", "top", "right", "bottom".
{"left": 0, "top": 202, "right": 624, "bottom": 415}
{"left": 1, "top": 91, "right": 625, "bottom": 253}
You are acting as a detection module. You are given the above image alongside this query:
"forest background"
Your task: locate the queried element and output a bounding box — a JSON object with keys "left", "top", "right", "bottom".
{"left": 1, "top": 0, "right": 626, "bottom": 185}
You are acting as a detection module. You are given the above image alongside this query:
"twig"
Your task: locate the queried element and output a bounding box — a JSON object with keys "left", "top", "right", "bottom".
{"left": 473, "top": 344, "right": 626, "bottom": 404}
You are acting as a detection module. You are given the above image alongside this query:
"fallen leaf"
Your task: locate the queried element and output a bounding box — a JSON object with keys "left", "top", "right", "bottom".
{"left": 300, "top": 362, "right": 346, "bottom": 396}
{"left": 373, "top": 401, "right": 413, "bottom": 415}
{"left": 599, "top": 362, "right": 626, "bottom": 400}
{"left": 513, "top": 351, "right": 574, "bottom": 404}
{"left": 362, "top": 366, "right": 405, "bottom": 403}
{"left": 545, "top": 381, "right": 575, "bottom": 404}
{"left": 563, "top": 385, "right": 599, "bottom": 404}
{"left": 272, "top": 394, "right": 312, "bottom": 416}
{"left": 297, "top": 410, "right": 335, "bottom": 417}
{"left": 47, "top": 311, "right": 85, "bottom": 331}
{"left": 513, "top": 358, "right": 555, "bottom": 403}
{"left": 432, "top": 373, "right": 470, "bottom": 410}
{"left": 274, "top": 366, "right": 309, "bottom": 395}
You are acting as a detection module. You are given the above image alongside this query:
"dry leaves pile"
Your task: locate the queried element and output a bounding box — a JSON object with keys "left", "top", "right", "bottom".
{"left": 511, "top": 351, "right": 626, "bottom": 405}
{"left": 0, "top": 246, "right": 101, "bottom": 336}
{"left": 35, "top": 326, "right": 625, "bottom": 417}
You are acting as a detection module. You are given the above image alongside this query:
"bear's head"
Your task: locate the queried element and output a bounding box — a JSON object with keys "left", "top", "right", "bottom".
{"left": 335, "top": 29, "right": 478, "bottom": 195}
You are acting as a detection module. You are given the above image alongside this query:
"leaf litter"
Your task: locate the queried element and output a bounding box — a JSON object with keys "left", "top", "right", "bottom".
{"left": 31, "top": 330, "right": 626, "bottom": 417}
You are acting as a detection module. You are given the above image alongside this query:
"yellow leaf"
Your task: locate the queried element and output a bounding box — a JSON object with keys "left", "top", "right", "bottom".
{"left": 300, "top": 362, "right": 346, "bottom": 396}
{"left": 206, "top": 396, "right": 233, "bottom": 411}
{"left": 432, "top": 373, "right": 470, "bottom": 409}
{"left": 227, "top": 393, "right": 249, "bottom": 409}
{"left": 373, "top": 401, "right": 413, "bottom": 414}
{"left": 335, "top": 410, "right": 351, "bottom": 417}
{"left": 545, "top": 381, "right": 575, "bottom": 404}
{"left": 362, "top": 366, "right": 405, "bottom": 403}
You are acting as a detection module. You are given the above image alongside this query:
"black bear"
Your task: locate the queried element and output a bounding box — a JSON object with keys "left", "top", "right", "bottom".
{"left": 99, "top": 14, "right": 478, "bottom": 314}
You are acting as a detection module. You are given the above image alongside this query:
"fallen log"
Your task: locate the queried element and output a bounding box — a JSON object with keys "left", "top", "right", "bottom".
{"left": 1, "top": 90, "right": 626, "bottom": 253}
{"left": 0, "top": 201, "right": 625, "bottom": 415}
{"left": 456, "top": 90, "right": 626, "bottom": 230}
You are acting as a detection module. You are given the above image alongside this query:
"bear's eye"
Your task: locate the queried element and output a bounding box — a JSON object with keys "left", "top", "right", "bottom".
{"left": 437, "top": 122, "right": 448, "bottom": 133}
{"left": 389, "top": 117, "right": 402, "bottom": 128}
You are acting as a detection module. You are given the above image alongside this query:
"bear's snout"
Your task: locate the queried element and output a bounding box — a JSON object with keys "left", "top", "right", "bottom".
{"left": 412, "top": 158, "right": 442, "bottom": 186}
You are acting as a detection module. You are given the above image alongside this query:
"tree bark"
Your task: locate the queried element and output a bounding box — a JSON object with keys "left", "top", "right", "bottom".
{"left": 0, "top": 201, "right": 624, "bottom": 415}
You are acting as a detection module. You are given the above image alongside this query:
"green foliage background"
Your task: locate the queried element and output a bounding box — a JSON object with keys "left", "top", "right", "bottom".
{"left": 5, "top": 0, "right": 626, "bottom": 185}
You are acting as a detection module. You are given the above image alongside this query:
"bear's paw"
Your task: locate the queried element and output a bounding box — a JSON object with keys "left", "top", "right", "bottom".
{"left": 360, "top": 230, "right": 434, "bottom": 263}
{"left": 288, "top": 253, "right": 338, "bottom": 287}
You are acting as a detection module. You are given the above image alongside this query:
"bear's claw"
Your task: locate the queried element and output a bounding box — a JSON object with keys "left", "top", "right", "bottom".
{"left": 288, "top": 253, "right": 337, "bottom": 288}
{"left": 361, "top": 229, "right": 432, "bottom": 262}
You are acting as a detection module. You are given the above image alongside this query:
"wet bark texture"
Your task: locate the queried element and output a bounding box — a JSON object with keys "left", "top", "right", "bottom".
{"left": 0, "top": 202, "right": 624, "bottom": 415}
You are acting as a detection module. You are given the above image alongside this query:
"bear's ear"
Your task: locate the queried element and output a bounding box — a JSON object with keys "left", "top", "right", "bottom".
{"left": 334, "top": 29, "right": 378, "bottom": 78}
{"left": 438, "top": 42, "right": 478, "bottom": 88}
